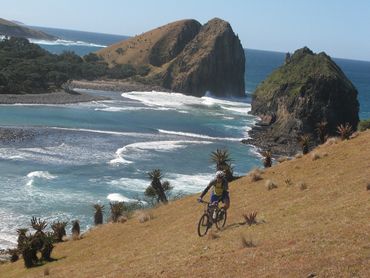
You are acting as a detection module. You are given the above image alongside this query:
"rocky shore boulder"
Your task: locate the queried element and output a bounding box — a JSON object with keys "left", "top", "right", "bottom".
{"left": 250, "top": 47, "right": 359, "bottom": 153}
{"left": 97, "top": 18, "right": 245, "bottom": 97}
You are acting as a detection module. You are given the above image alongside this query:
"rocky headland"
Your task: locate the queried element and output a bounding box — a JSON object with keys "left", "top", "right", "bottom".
{"left": 0, "top": 18, "right": 57, "bottom": 40}
{"left": 245, "top": 47, "right": 359, "bottom": 156}
{"left": 97, "top": 18, "right": 245, "bottom": 97}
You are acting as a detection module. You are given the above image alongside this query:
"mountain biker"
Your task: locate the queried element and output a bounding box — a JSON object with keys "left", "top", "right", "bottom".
{"left": 198, "top": 170, "right": 230, "bottom": 210}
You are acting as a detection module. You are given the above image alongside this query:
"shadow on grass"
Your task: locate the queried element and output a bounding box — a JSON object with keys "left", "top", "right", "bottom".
{"left": 27, "top": 256, "right": 67, "bottom": 268}
{"left": 221, "top": 220, "right": 267, "bottom": 231}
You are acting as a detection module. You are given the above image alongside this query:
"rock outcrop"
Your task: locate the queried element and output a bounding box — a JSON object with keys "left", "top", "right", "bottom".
{"left": 162, "top": 18, "right": 245, "bottom": 97}
{"left": 0, "top": 18, "right": 57, "bottom": 40}
{"left": 98, "top": 18, "right": 245, "bottom": 97}
{"left": 248, "top": 47, "right": 359, "bottom": 155}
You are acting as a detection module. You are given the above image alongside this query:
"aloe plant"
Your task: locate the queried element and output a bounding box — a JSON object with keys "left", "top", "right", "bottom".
{"left": 71, "top": 220, "right": 80, "bottom": 237}
{"left": 210, "top": 149, "right": 234, "bottom": 181}
{"left": 262, "top": 150, "right": 272, "bottom": 168}
{"left": 40, "top": 232, "right": 55, "bottom": 261}
{"left": 337, "top": 123, "right": 353, "bottom": 140}
{"left": 242, "top": 211, "right": 258, "bottom": 226}
{"left": 299, "top": 134, "right": 310, "bottom": 154}
{"left": 316, "top": 120, "right": 328, "bottom": 144}
{"left": 51, "top": 221, "right": 67, "bottom": 242}
{"left": 110, "top": 202, "right": 125, "bottom": 222}
{"left": 93, "top": 204, "right": 104, "bottom": 225}
{"left": 30, "top": 217, "right": 47, "bottom": 235}
{"left": 146, "top": 169, "right": 170, "bottom": 204}
{"left": 17, "top": 228, "right": 28, "bottom": 251}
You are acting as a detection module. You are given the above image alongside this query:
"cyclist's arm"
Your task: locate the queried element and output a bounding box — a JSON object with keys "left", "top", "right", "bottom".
{"left": 223, "top": 178, "right": 229, "bottom": 191}
{"left": 199, "top": 179, "right": 216, "bottom": 198}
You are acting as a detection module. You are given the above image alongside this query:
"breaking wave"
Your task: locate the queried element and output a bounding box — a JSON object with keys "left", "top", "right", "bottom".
{"left": 26, "top": 171, "right": 57, "bottom": 186}
{"left": 107, "top": 193, "right": 147, "bottom": 204}
{"left": 109, "top": 140, "right": 212, "bottom": 165}
{"left": 29, "top": 38, "right": 106, "bottom": 48}
{"left": 157, "top": 129, "right": 242, "bottom": 141}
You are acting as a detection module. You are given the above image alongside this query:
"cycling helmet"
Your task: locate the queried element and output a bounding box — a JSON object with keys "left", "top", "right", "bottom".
{"left": 216, "top": 170, "right": 225, "bottom": 179}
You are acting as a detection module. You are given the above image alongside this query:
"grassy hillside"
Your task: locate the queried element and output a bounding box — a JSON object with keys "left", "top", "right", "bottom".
{"left": 1, "top": 131, "right": 369, "bottom": 277}
{"left": 97, "top": 19, "right": 199, "bottom": 68}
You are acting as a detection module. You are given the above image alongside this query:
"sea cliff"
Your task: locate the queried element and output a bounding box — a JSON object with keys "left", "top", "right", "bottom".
{"left": 246, "top": 47, "right": 359, "bottom": 155}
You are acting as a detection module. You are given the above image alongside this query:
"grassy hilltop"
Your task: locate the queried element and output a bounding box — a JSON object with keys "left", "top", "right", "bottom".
{"left": 1, "top": 131, "right": 369, "bottom": 277}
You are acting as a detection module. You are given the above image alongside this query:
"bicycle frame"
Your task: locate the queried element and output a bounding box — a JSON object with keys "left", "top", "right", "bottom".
{"left": 199, "top": 200, "right": 219, "bottom": 220}
{"left": 197, "top": 199, "right": 227, "bottom": 236}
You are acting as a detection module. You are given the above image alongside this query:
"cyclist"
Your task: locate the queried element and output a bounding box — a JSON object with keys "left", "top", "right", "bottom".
{"left": 198, "top": 170, "right": 230, "bottom": 210}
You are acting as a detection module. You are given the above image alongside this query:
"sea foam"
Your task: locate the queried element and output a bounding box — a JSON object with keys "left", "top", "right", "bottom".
{"left": 109, "top": 140, "right": 212, "bottom": 165}
{"left": 26, "top": 171, "right": 57, "bottom": 186}
{"left": 157, "top": 129, "right": 242, "bottom": 142}
{"left": 107, "top": 193, "right": 147, "bottom": 204}
{"left": 29, "top": 38, "right": 106, "bottom": 48}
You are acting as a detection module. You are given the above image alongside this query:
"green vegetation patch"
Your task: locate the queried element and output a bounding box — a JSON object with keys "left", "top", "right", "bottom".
{"left": 0, "top": 37, "right": 150, "bottom": 94}
{"left": 358, "top": 119, "right": 370, "bottom": 131}
{"left": 254, "top": 48, "right": 348, "bottom": 101}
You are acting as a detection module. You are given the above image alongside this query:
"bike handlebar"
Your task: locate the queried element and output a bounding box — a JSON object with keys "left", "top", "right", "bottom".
{"left": 198, "top": 199, "right": 219, "bottom": 206}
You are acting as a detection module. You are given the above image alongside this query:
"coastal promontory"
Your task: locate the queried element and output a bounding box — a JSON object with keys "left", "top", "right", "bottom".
{"left": 248, "top": 47, "right": 359, "bottom": 155}
{"left": 97, "top": 18, "right": 245, "bottom": 97}
{"left": 0, "top": 18, "right": 57, "bottom": 40}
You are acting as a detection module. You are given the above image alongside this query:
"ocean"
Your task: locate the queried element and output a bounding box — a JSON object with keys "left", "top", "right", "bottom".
{"left": 0, "top": 27, "right": 369, "bottom": 249}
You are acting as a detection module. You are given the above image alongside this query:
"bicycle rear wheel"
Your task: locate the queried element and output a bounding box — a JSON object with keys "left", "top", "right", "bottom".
{"left": 197, "top": 214, "right": 210, "bottom": 237}
{"left": 215, "top": 208, "right": 227, "bottom": 229}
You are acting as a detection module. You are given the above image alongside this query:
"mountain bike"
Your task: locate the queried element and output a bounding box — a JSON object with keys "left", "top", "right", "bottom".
{"left": 197, "top": 200, "right": 227, "bottom": 237}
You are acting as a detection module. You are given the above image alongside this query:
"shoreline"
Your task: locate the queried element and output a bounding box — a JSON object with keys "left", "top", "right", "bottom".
{"left": 0, "top": 90, "right": 109, "bottom": 105}
{"left": 242, "top": 123, "right": 300, "bottom": 157}
{"left": 70, "top": 79, "right": 172, "bottom": 93}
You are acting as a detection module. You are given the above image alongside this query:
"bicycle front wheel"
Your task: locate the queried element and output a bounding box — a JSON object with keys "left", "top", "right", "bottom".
{"left": 215, "top": 208, "right": 227, "bottom": 229}
{"left": 197, "top": 214, "right": 210, "bottom": 237}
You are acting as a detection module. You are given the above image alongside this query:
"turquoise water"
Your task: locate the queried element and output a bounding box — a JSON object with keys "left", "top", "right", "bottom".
{"left": 1, "top": 28, "right": 369, "bottom": 249}
{"left": 0, "top": 91, "right": 260, "bottom": 249}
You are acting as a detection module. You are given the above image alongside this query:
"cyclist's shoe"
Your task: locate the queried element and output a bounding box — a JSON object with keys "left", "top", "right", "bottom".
{"left": 197, "top": 197, "right": 202, "bottom": 203}
{"left": 218, "top": 211, "right": 225, "bottom": 220}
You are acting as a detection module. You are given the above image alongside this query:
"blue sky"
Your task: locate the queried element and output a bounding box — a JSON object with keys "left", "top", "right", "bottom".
{"left": 1, "top": 0, "right": 370, "bottom": 61}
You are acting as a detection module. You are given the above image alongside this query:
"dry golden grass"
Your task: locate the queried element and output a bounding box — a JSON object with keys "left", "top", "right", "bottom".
{"left": 297, "top": 181, "right": 308, "bottom": 191}
{"left": 43, "top": 267, "right": 50, "bottom": 276}
{"left": 265, "top": 179, "right": 278, "bottom": 190}
{"left": 207, "top": 231, "right": 220, "bottom": 240}
{"left": 135, "top": 210, "right": 154, "bottom": 223}
{"left": 311, "top": 152, "right": 321, "bottom": 161}
{"left": 240, "top": 235, "right": 256, "bottom": 248}
{"left": 97, "top": 19, "right": 193, "bottom": 67}
{"left": 294, "top": 152, "right": 303, "bottom": 159}
{"left": 1, "top": 131, "right": 370, "bottom": 278}
{"left": 248, "top": 168, "right": 263, "bottom": 182}
{"left": 324, "top": 137, "right": 340, "bottom": 146}
{"left": 277, "top": 156, "right": 290, "bottom": 163}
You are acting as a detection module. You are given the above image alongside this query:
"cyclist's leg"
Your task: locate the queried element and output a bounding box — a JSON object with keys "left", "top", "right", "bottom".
{"left": 210, "top": 192, "right": 219, "bottom": 204}
{"left": 222, "top": 191, "right": 230, "bottom": 210}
